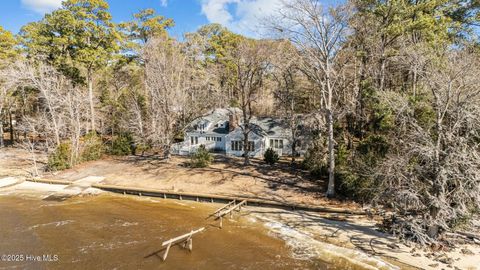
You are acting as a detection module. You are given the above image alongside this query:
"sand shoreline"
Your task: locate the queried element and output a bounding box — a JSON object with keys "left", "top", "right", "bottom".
{"left": 1, "top": 148, "right": 479, "bottom": 269}
{"left": 0, "top": 179, "right": 402, "bottom": 269}
{"left": 2, "top": 178, "right": 479, "bottom": 269}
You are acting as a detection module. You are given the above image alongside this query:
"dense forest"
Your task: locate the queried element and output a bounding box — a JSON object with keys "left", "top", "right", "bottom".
{"left": 1, "top": 0, "right": 479, "bottom": 245}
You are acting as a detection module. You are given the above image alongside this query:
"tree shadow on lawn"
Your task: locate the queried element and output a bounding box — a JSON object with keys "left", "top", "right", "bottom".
{"left": 205, "top": 155, "right": 325, "bottom": 196}
{"left": 116, "top": 154, "right": 327, "bottom": 204}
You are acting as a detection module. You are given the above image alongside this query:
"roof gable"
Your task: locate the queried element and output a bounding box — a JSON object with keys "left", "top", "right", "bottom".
{"left": 186, "top": 107, "right": 291, "bottom": 138}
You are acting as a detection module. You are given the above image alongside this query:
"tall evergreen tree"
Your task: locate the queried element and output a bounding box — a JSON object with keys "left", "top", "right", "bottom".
{"left": 20, "top": 0, "right": 121, "bottom": 131}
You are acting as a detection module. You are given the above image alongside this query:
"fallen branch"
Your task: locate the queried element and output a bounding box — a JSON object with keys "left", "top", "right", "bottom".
{"left": 455, "top": 231, "right": 480, "bottom": 241}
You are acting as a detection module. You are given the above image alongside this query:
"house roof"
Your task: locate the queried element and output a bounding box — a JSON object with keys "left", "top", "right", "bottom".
{"left": 186, "top": 108, "right": 240, "bottom": 134}
{"left": 187, "top": 107, "right": 291, "bottom": 138}
{"left": 250, "top": 117, "right": 290, "bottom": 137}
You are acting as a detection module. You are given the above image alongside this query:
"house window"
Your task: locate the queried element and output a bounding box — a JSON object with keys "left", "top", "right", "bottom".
{"left": 198, "top": 123, "right": 207, "bottom": 131}
{"left": 270, "top": 139, "right": 283, "bottom": 149}
{"left": 216, "top": 137, "right": 221, "bottom": 142}
{"left": 231, "top": 141, "right": 242, "bottom": 151}
{"left": 247, "top": 141, "right": 255, "bottom": 151}
{"left": 231, "top": 140, "right": 253, "bottom": 151}
{"left": 191, "top": 136, "right": 198, "bottom": 145}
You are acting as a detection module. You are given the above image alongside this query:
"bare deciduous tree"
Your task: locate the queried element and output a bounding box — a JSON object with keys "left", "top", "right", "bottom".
{"left": 376, "top": 49, "right": 480, "bottom": 244}
{"left": 0, "top": 81, "right": 8, "bottom": 147}
{"left": 1, "top": 61, "right": 90, "bottom": 171}
{"left": 230, "top": 39, "right": 271, "bottom": 165}
{"left": 272, "top": 0, "right": 351, "bottom": 197}
{"left": 271, "top": 40, "right": 306, "bottom": 163}
{"left": 142, "top": 37, "right": 212, "bottom": 159}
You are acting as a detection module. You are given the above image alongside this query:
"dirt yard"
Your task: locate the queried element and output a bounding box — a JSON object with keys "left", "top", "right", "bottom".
{"left": 49, "top": 154, "right": 358, "bottom": 209}
{"left": 0, "top": 147, "right": 46, "bottom": 178}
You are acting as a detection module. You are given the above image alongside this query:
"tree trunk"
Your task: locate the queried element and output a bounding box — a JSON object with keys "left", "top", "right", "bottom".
{"left": 427, "top": 207, "right": 440, "bottom": 239}
{"left": 291, "top": 121, "right": 297, "bottom": 164}
{"left": 326, "top": 108, "right": 335, "bottom": 198}
{"left": 87, "top": 68, "right": 96, "bottom": 132}
{"left": 428, "top": 107, "right": 444, "bottom": 240}
{"left": 379, "top": 56, "right": 386, "bottom": 92}
{"left": 9, "top": 110, "right": 14, "bottom": 144}
{"left": 163, "top": 144, "right": 171, "bottom": 160}
{"left": 325, "top": 72, "right": 335, "bottom": 198}
{"left": 0, "top": 117, "right": 4, "bottom": 147}
{"left": 243, "top": 131, "right": 250, "bottom": 165}
{"left": 291, "top": 141, "right": 296, "bottom": 163}
{"left": 412, "top": 69, "right": 417, "bottom": 98}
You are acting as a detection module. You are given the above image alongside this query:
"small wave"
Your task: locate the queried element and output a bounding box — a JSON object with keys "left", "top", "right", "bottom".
{"left": 262, "top": 217, "right": 400, "bottom": 270}
{"left": 28, "top": 220, "right": 74, "bottom": 230}
{"left": 119, "top": 221, "right": 138, "bottom": 227}
{"left": 79, "top": 240, "right": 146, "bottom": 254}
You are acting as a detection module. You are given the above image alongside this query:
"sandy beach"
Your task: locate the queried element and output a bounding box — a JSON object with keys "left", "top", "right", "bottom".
{"left": 1, "top": 148, "right": 479, "bottom": 269}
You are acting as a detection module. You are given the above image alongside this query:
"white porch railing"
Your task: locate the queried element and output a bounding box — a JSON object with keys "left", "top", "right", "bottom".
{"left": 171, "top": 141, "right": 216, "bottom": 155}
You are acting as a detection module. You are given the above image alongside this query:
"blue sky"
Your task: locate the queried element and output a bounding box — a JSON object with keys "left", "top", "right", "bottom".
{"left": 0, "top": 0, "right": 318, "bottom": 38}
{"left": 1, "top": 0, "right": 208, "bottom": 38}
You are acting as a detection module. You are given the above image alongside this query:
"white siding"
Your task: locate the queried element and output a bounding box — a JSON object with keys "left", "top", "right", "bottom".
{"left": 225, "top": 129, "right": 265, "bottom": 157}
{"left": 265, "top": 137, "right": 292, "bottom": 156}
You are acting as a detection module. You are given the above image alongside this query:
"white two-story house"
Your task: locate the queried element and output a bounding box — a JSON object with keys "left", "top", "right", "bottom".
{"left": 172, "top": 108, "right": 304, "bottom": 158}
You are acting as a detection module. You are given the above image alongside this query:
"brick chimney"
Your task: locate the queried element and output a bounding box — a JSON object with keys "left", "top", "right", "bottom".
{"left": 228, "top": 113, "right": 238, "bottom": 132}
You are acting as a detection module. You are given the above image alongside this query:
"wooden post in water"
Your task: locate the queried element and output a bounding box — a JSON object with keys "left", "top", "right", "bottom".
{"left": 162, "top": 243, "right": 171, "bottom": 261}
{"left": 183, "top": 236, "right": 193, "bottom": 251}
{"left": 161, "top": 227, "right": 204, "bottom": 261}
{"left": 211, "top": 200, "right": 235, "bottom": 217}
{"left": 214, "top": 200, "right": 247, "bottom": 229}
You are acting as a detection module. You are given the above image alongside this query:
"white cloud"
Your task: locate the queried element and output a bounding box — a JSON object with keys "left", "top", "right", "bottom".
{"left": 160, "top": 0, "right": 168, "bottom": 7}
{"left": 200, "top": 0, "right": 284, "bottom": 37}
{"left": 201, "top": 0, "right": 236, "bottom": 26}
{"left": 21, "top": 0, "right": 63, "bottom": 14}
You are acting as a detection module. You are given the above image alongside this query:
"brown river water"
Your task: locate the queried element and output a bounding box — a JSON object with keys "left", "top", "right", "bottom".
{"left": 0, "top": 193, "right": 330, "bottom": 270}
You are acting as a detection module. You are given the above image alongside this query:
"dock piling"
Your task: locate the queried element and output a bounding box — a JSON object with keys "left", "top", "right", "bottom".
{"left": 161, "top": 227, "right": 204, "bottom": 261}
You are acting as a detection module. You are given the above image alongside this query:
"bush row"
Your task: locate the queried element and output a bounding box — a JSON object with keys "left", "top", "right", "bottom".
{"left": 47, "top": 133, "right": 136, "bottom": 171}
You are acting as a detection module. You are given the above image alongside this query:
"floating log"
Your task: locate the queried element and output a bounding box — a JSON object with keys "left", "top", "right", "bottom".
{"left": 161, "top": 227, "right": 205, "bottom": 261}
